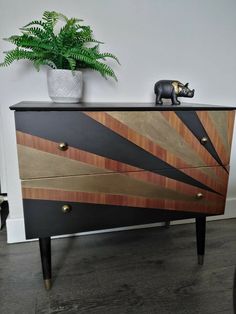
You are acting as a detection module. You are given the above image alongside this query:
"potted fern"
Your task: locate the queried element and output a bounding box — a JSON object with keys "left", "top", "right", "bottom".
{"left": 0, "top": 11, "right": 119, "bottom": 103}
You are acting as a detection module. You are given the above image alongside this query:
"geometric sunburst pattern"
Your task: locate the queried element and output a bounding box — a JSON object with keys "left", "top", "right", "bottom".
{"left": 15, "top": 110, "right": 235, "bottom": 217}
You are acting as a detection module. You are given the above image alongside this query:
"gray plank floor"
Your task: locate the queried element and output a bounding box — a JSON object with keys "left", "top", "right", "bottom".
{"left": 0, "top": 219, "right": 235, "bottom": 314}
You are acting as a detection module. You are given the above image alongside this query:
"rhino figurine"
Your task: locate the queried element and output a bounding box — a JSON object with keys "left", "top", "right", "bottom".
{"left": 154, "top": 80, "right": 195, "bottom": 105}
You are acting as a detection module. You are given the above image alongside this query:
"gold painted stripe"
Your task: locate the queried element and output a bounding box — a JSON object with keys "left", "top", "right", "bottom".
{"left": 17, "top": 145, "right": 111, "bottom": 179}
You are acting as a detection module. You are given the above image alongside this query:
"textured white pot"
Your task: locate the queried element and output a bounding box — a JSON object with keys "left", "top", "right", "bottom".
{"left": 47, "top": 69, "right": 83, "bottom": 103}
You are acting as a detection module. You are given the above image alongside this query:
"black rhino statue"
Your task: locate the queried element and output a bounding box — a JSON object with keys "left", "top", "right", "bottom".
{"left": 154, "top": 80, "right": 195, "bottom": 105}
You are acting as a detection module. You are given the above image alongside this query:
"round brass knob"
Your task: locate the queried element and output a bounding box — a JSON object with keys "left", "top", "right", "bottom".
{"left": 195, "top": 192, "right": 204, "bottom": 200}
{"left": 62, "top": 204, "right": 72, "bottom": 213}
{"left": 200, "top": 137, "right": 208, "bottom": 145}
{"left": 58, "top": 142, "right": 68, "bottom": 151}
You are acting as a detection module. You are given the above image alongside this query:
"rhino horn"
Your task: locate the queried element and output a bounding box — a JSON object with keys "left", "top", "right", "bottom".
{"left": 185, "top": 83, "right": 189, "bottom": 88}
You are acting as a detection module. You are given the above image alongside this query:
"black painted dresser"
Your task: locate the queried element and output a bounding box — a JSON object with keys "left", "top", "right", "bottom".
{"left": 10, "top": 101, "right": 235, "bottom": 290}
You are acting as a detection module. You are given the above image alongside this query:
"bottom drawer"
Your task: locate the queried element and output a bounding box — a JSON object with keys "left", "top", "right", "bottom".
{"left": 21, "top": 167, "right": 227, "bottom": 213}
{"left": 21, "top": 167, "right": 228, "bottom": 238}
{"left": 23, "top": 199, "right": 205, "bottom": 239}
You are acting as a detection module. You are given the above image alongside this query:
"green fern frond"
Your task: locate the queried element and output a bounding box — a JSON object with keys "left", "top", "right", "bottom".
{"left": 57, "top": 13, "right": 70, "bottom": 22}
{"left": 97, "top": 52, "right": 120, "bottom": 65}
{"left": 6, "top": 35, "right": 53, "bottom": 51}
{"left": 0, "top": 10, "right": 119, "bottom": 80}
{"left": 3, "top": 35, "right": 20, "bottom": 44}
{"left": 65, "top": 50, "right": 95, "bottom": 65}
{"left": 20, "top": 27, "right": 46, "bottom": 39}
{"left": 0, "top": 48, "right": 44, "bottom": 67}
{"left": 65, "top": 57, "right": 76, "bottom": 71}
{"left": 91, "top": 44, "right": 99, "bottom": 53}
{"left": 88, "top": 61, "right": 117, "bottom": 80}
{"left": 23, "top": 20, "right": 46, "bottom": 29}
{"left": 33, "top": 59, "right": 57, "bottom": 71}
{"left": 42, "top": 11, "right": 60, "bottom": 29}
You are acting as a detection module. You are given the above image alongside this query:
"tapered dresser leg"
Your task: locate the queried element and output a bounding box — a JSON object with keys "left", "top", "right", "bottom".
{"left": 195, "top": 217, "right": 206, "bottom": 265}
{"left": 39, "top": 237, "right": 52, "bottom": 290}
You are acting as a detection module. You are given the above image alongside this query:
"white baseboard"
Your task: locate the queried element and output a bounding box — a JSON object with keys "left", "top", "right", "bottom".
{"left": 6, "top": 198, "right": 236, "bottom": 244}
{"left": 6, "top": 217, "right": 26, "bottom": 243}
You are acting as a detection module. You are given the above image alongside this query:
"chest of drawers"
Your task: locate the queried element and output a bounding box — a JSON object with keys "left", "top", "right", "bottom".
{"left": 10, "top": 101, "right": 235, "bottom": 290}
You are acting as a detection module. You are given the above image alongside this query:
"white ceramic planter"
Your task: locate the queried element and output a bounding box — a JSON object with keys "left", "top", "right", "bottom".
{"left": 47, "top": 69, "right": 83, "bottom": 103}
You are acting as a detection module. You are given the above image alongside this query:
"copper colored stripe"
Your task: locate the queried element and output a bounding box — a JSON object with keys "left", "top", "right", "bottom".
{"left": 227, "top": 111, "right": 235, "bottom": 152}
{"left": 197, "top": 111, "right": 229, "bottom": 166}
{"left": 16, "top": 131, "right": 140, "bottom": 173}
{"left": 22, "top": 188, "right": 225, "bottom": 215}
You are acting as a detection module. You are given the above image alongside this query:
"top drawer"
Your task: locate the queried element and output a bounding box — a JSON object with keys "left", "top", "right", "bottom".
{"left": 15, "top": 110, "right": 234, "bottom": 179}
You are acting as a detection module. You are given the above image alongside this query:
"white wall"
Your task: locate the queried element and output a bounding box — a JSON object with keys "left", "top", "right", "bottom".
{"left": 0, "top": 0, "right": 236, "bottom": 242}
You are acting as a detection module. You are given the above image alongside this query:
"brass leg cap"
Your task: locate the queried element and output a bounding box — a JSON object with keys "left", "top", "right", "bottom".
{"left": 198, "top": 255, "right": 204, "bottom": 265}
{"left": 44, "top": 279, "right": 52, "bottom": 290}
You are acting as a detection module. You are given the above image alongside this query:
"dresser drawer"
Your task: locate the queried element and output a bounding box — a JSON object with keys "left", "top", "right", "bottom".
{"left": 21, "top": 166, "right": 227, "bottom": 219}
{"left": 15, "top": 110, "right": 234, "bottom": 180}
{"left": 23, "top": 199, "right": 207, "bottom": 239}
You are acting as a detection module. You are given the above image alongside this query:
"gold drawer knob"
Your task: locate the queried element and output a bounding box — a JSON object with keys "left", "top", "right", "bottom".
{"left": 62, "top": 204, "right": 72, "bottom": 214}
{"left": 58, "top": 142, "right": 68, "bottom": 151}
{"left": 200, "top": 137, "right": 208, "bottom": 145}
{"left": 195, "top": 192, "right": 204, "bottom": 200}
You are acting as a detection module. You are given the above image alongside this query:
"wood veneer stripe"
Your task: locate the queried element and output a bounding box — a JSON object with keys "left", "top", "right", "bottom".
{"left": 22, "top": 188, "right": 225, "bottom": 214}
{"left": 227, "top": 111, "right": 235, "bottom": 150}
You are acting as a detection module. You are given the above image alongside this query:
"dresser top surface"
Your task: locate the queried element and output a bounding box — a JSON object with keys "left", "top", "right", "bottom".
{"left": 10, "top": 101, "right": 236, "bottom": 111}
